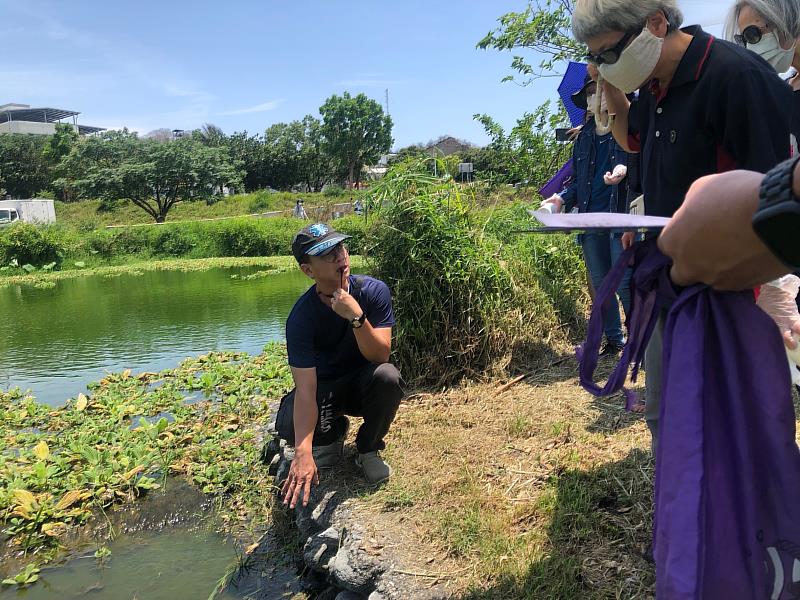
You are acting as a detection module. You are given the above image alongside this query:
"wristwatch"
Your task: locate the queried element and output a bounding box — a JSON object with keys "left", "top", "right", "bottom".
{"left": 350, "top": 313, "right": 366, "bottom": 329}
{"left": 753, "top": 155, "right": 800, "bottom": 269}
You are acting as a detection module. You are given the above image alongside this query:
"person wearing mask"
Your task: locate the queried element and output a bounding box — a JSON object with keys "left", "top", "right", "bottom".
{"left": 293, "top": 199, "right": 308, "bottom": 220}
{"left": 541, "top": 64, "right": 632, "bottom": 356}
{"left": 571, "top": 0, "right": 793, "bottom": 450}
{"left": 726, "top": 0, "right": 800, "bottom": 321}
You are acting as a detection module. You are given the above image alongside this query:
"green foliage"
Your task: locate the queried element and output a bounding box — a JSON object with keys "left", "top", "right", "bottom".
{"left": 320, "top": 92, "right": 393, "bottom": 188}
{"left": 226, "top": 131, "right": 270, "bottom": 192}
{"left": 246, "top": 190, "right": 274, "bottom": 213}
{"left": 364, "top": 162, "right": 574, "bottom": 384}
{"left": 0, "top": 347, "right": 293, "bottom": 580}
{"left": 0, "top": 134, "right": 51, "bottom": 198}
{"left": 43, "top": 123, "right": 78, "bottom": 166}
{"left": 64, "top": 134, "right": 243, "bottom": 222}
{"left": 210, "top": 219, "right": 291, "bottom": 257}
{"left": 0, "top": 213, "right": 360, "bottom": 269}
{"left": 152, "top": 227, "right": 197, "bottom": 257}
{"left": 477, "top": 0, "right": 583, "bottom": 84}
{"left": 2, "top": 563, "right": 40, "bottom": 587}
{"left": 328, "top": 213, "right": 367, "bottom": 255}
{"left": 474, "top": 101, "right": 571, "bottom": 187}
{"left": 0, "top": 223, "right": 64, "bottom": 267}
{"left": 323, "top": 184, "right": 346, "bottom": 197}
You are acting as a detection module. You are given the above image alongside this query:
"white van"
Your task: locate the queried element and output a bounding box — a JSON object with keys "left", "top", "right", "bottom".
{"left": 0, "top": 208, "right": 20, "bottom": 227}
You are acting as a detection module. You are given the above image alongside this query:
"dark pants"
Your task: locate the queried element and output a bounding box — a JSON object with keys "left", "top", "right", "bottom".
{"left": 275, "top": 362, "right": 403, "bottom": 454}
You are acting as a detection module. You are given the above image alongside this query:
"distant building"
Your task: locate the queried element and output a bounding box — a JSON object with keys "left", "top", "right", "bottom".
{"left": 0, "top": 103, "right": 105, "bottom": 136}
{"left": 425, "top": 136, "right": 474, "bottom": 157}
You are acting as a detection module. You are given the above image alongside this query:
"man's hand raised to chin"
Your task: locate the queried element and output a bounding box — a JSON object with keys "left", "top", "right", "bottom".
{"left": 331, "top": 288, "right": 362, "bottom": 321}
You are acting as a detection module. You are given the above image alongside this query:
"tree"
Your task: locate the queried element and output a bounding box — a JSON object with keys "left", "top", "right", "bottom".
{"left": 43, "top": 123, "right": 79, "bottom": 164}
{"left": 0, "top": 134, "right": 51, "bottom": 198}
{"left": 55, "top": 129, "right": 141, "bottom": 202}
{"left": 297, "top": 115, "right": 332, "bottom": 192}
{"left": 227, "top": 131, "right": 269, "bottom": 192}
{"left": 474, "top": 101, "right": 571, "bottom": 187}
{"left": 73, "top": 137, "right": 242, "bottom": 222}
{"left": 43, "top": 123, "right": 80, "bottom": 200}
{"left": 143, "top": 128, "right": 174, "bottom": 142}
{"left": 262, "top": 121, "right": 304, "bottom": 191}
{"left": 195, "top": 123, "right": 227, "bottom": 147}
{"left": 319, "top": 92, "right": 393, "bottom": 189}
{"left": 477, "top": 0, "right": 583, "bottom": 84}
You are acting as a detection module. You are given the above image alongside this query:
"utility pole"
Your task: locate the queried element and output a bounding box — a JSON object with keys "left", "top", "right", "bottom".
{"left": 385, "top": 89, "right": 390, "bottom": 118}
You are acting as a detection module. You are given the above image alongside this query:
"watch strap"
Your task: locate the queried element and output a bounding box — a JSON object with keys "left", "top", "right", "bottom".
{"left": 759, "top": 155, "right": 800, "bottom": 212}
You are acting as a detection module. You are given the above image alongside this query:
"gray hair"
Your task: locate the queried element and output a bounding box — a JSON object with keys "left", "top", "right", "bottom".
{"left": 724, "top": 0, "right": 800, "bottom": 42}
{"left": 572, "top": 0, "right": 684, "bottom": 42}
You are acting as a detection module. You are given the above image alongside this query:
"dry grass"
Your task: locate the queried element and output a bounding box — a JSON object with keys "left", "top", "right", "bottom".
{"left": 353, "top": 356, "right": 657, "bottom": 599}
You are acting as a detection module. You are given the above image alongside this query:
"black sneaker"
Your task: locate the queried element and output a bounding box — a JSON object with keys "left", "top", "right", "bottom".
{"left": 600, "top": 341, "right": 625, "bottom": 356}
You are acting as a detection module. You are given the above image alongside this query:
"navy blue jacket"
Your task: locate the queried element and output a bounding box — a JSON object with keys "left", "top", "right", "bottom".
{"left": 560, "top": 117, "right": 630, "bottom": 214}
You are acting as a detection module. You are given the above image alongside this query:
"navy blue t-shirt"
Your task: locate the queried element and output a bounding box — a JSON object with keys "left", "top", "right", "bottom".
{"left": 587, "top": 133, "right": 613, "bottom": 213}
{"left": 286, "top": 275, "right": 395, "bottom": 380}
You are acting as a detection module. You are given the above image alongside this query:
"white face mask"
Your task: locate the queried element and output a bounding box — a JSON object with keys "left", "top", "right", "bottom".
{"left": 585, "top": 93, "right": 607, "bottom": 117}
{"left": 599, "top": 28, "right": 664, "bottom": 93}
{"left": 748, "top": 31, "right": 795, "bottom": 73}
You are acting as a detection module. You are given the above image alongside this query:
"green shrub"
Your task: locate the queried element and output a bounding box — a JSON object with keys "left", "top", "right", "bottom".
{"left": 483, "top": 202, "right": 533, "bottom": 245}
{"left": 0, "top": 223, "right": 65, "bottom": 266}
{"left": 209, "top": 218, "right": 297, "bottom": 257}
{"left": 106, "top": 227, "right": 154, "bottom": 256}
{"left": 247, "top": 190, "right": 274, "bottom": 213}
{"left": 332, "top": 214, "right": 367, "bottom": 255}
{"left": 364, "top": 164, "right": 570, "bottom": 385}
{"left": 152, "top": 226, "right": 197, "bottom": 257}
{"left": 323, "top": 185, "right": 346, "bottom": 197}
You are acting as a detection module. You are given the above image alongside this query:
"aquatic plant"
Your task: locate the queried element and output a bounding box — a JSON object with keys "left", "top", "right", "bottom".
{"left": 0, "top": 345, "right": 292, "bottom": 580}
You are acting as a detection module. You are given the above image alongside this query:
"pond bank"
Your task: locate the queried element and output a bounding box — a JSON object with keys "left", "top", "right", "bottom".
{"left": 0, "top": 348, "right": 291, "bottom": 590}
{"left": 0, "top": 255, "right": 365, "bottom": 288}
{"left": 1, "top": 345, "right": 667, "bottom": 598}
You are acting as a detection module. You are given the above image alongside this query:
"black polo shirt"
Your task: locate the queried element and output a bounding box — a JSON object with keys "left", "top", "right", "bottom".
{"left": 628, "top": 26, "right": 792, "bottom": 218}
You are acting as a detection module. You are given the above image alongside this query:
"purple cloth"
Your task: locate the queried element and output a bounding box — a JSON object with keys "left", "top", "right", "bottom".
{"left": 540, "top": 160, "right": 573, "bottom": 200}
{"left": 578, "top": 239, "right": 800, "bottom": 598}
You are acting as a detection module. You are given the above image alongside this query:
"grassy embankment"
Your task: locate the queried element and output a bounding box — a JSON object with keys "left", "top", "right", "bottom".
{"left": 52, "top": 190, "right": 341, "bottom": 230}
{"left": 0, "top": 169, "right": 660, "bottom": 597}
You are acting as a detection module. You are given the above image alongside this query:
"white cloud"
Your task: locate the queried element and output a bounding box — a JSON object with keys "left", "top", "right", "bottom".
{"left": 220, "top": 100, "right": 282, "bottom": 115}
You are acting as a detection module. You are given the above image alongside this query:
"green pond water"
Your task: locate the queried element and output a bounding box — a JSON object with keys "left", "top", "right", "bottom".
{"left": 0, "top": 480, "right": 303, "bottom": 599}
{"left": 0, "top": 266, "right": 313, "bottom": 406}
{"left": 0, "top": 266, "right": 324, "bottom": 598}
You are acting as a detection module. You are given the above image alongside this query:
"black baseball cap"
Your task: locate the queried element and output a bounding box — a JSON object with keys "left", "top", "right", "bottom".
{"left": 291, "top": 223, "right": 351, "bottom": 263}
{"left": 571, "top": 73, "right": 597, "bottom": 111}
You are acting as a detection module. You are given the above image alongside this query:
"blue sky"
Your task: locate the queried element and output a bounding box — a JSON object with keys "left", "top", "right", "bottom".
{"left": 1, "top": 0, "right": 729, "bottom": 149}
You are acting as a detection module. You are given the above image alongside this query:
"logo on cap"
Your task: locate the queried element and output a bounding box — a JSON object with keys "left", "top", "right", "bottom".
{"left": 309, "top": 224, "right": 329, "bottom": 237}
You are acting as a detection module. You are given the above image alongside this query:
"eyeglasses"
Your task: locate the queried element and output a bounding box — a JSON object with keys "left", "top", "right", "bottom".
{"left": 318, "top": 243, "right": 348, "bottom": 263}
{"left": 586, "top": 28, "right": 642, "bottom": 65}
{"left": 734, "top": 24, "right": 767, "bottom": 47}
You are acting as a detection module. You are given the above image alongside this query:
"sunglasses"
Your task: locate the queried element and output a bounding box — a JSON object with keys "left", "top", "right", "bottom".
{"left": 734, "top": 24, "right": 767, "bottom": 47}
{"left": 318, "top": 243, "right": 348, "bottom": 263}
{"left": 586, "top": 27, "right": 642, "bottom": 65}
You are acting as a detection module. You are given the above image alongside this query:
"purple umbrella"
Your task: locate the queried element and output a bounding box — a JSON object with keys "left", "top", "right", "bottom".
{"left": 558, "top": 61, "right": 589, "bottom": 128}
